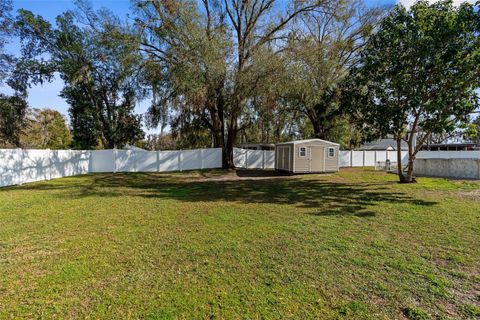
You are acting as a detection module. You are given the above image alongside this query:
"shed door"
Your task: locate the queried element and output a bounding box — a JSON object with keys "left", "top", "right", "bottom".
{"left": 310, "top": 146, "right": 325, "bottom": 172}
{"left": 282, "top": 147, "right": 290, "bottom": 170}
{"left": 277, "top": 146, "right": 290, "bottom": 170}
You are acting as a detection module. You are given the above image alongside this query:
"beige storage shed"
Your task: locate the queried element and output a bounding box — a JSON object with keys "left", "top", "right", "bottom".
{"left": 275, "top": 139, "right": 340, "bottom": 173}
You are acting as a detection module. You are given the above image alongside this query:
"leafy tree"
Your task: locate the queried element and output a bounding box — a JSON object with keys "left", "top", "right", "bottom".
{"left": 283, "top": 0, "right": 383, "bottom": 141}
{"left": 0, "top": 0, "right": 28, "bottom": 148}
{"left": 342, "top": 0, "right": 480, "bottom": 182}
{"left": 21, "top": 108, "right": 71, "bottom": 149}
{"left": 0, "top": 0, "right": 15, "bottom": 83}
{"left": 137, "top": 0, "right": 331, "bottom": 167}
{"left": 13, "top": 0, "right": 144, "bottom": 149}
{"left": 0, "top": 93, "right": 28, "bottom": 147}
{"left": 463, "top": 116, "right": 480, "bottom": 144}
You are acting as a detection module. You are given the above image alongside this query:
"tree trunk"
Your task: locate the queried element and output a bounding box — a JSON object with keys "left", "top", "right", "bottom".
{"left": 308, "top": 111, "right": 325, "bottom": 139}
{"left": 211, "top": 113, "right": 224, "bottom": 149}
{"left": 396, "top": 136, "right": 406, "bottom": 183}
{"left": 223, "top": 118, "right": 237, "bottom": 169}
{"left": 405, "top": 156, "right": 416, "bottom": 183}
{"left": 399, "top": 134, "right": 416, "bottom": 183}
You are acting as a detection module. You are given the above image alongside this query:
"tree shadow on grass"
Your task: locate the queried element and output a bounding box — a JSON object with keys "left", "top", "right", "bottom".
{"left": 6, "top": 171, "right": 437, "bottom": 218}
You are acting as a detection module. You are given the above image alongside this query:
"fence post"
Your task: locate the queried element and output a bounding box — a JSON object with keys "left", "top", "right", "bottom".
{"left": 47, "top": 149, "right": 52, "bottom": 180}
{"left": 245, "top": 149, "right": 248, "bottom": 169}
{"left": 263, "top": 150, "right": 266, "bottom": 169}
{"left": 113, "top": 149, "right": 117, "bottom": 173}
{"left": 201, "top": 149, "right": 204, "bottom": 170}
{"left": 179, "top": 151, "right": 183, "bottom": 171}
{"left": 17, "top": 148, "right": 23, "bottom": 185}
{"left": 363, "top": 151, "right": 366, "bottom": 167}
{"left": 350, "top": 150, "right": 353, "bottom": 167}
{"left": 477, "top": 159, "right": 480, "bottom": 179}
{"left": 157, "top": 150, "right": 161, "bottom": 172}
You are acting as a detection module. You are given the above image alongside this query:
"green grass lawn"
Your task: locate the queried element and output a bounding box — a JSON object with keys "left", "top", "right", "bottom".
{"left": 0, "top": 168, "right": 479, "bottom": 319}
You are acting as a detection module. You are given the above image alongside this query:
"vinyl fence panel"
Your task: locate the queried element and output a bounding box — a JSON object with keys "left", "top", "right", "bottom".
{"left": 90, "top": 150, "right": 116, "bottom": 172}
{"left": 233, "top": 148, "right": 246, "bottom": 168}
{"left": 135, "top": 151, "right": 158, "bottom": 172}
{"left": 158, "top": 151, "right": 181, "bottom": 172}
{"left": 115, "top": 150, "right": 137, "bottom": 172}
{"left": 264, "top": 151, "right": 275, "bottom": 169}
{"left": 232, "top": 148, "right": 274, "bottom": 169}
{"left": 364, "top": 151, "right": 376, "bottom": 166}
{"left": 50, "top": 150, "right": 90, "bottom": 179}
{"left": 339, "top": 151, "right": 351, "bottom": 167}
{"left": 375, "top": 151, "right": 387, "bottom": 163}
{"left": 201, "top": 148, "right": 222, "bottom": 169}
{"left": 0, "top": 149, "right": 23, "bottom": 186}
{"left": 246, "top": 150, "right": 264, "bottom": 169}
{"left": 351, "top": 151, "right": 365, "bottom": 166}
{"left": 182, "top": 149, "right": 202, "bottom": 171}
{"left": 18, "top": 149, "right": 51, "bottom": 184}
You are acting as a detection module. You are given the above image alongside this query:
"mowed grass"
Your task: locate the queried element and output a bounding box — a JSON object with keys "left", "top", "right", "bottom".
{"left": 0, "top": 168, "right": 479, "bottom": 319}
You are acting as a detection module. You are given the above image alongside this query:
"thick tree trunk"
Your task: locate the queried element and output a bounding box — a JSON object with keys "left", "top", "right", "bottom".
{"left": 211, "top": 113, "right": 224, "bottom": 149}
{"left": 223, "top": 119, "right": 237, "bottom": 169}
{"left": 405, "top": 157, "right": 416, "bottom": 182}
{"left": 308, "top": 112, "right": 326, "bottom": 139}
{"left": 207, "top": 87, "right": 228, "bottom": 167}
{"left": 398, "top": 134, "right": 416, "bottom": 183}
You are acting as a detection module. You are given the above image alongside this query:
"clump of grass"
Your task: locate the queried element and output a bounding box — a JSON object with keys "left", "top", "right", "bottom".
{"left": 403, "top": 306, "right": 430, "bottom": 320}
{"left": 460, "top": 304, "right": 480, "bottom": 318}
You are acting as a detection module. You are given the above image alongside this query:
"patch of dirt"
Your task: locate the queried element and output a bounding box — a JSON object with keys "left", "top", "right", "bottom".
{"left": 194, "top": 170, "right": 292, "bottom": 182}
{"left": 192, "top": 169, "right": 334, "bottom": 182}
{"left": 458, "top": 189, "right": 480, "bottom": 200}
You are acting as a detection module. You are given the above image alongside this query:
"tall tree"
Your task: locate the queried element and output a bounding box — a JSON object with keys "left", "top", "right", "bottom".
{"left": 13, "top": 0, "right": 144, "bottom": 149}
{"left": 0, "top": 0, "right": 28, "bottom": 148}
{"left": 0, "top": 0, "right": 15, "bottom": 83}
{"left": 21, "top": 108, "right": 71, "bottom": 149}
{"left": 283, "top": 0, "right": 383, "bottom": 142}
{"left": 137, "top": 0, "right": 330, "bottom": 167}
{"left": 0, "top": 93, "right": 28, "bottom": 147}
{"left": 342, "top": 0, "right": 480, "bottom": 182}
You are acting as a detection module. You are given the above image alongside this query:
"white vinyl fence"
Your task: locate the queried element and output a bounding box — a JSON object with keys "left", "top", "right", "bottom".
{"left": 339, "top": 150, "right": 409, "bottom": 167}
{"left": 340, "top": 149, "right": 480, "bottom": 179}
{"left": 233, "top": 148, "right": 275, "bottom": 170}
{"left": 0, "top": 148, "right": 222, "bottom": 187}
{"left": 3, "top": 147, "right": 480, "bottom": 187}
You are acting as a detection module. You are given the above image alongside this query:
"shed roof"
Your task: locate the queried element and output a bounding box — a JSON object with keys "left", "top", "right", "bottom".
{"left": 276, "top": 138, "right": 340, "bottom": 146}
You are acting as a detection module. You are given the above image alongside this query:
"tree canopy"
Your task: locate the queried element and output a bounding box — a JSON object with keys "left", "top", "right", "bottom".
{"left": 21, "top": 108, "right": 71, "bottom": 149}
{"left": 342, "top": 0, "right": 480, "bottom": 182}
{"left": 12, "top": 0, "right": 145, "bottom": 149}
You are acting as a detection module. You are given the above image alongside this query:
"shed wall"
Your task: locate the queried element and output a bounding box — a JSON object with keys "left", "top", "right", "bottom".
{"left": 275, "top": 144, "right": 294, "bottom": 171}
{"left": 324, "top": 146, "right": 339, "bottom": 171}
{"left": 293, "top": 144, "right": 311, "bottom": 172}
{"left": 276, "top": 140, "right": 339, "bottom": 173}
{"left": 292, "top": 141, "right": 339, "bottom": 173}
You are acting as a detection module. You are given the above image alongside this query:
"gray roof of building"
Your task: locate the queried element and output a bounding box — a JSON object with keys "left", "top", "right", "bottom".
{"left": 358, "top": 139, "right": 408, "bottom": 151}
